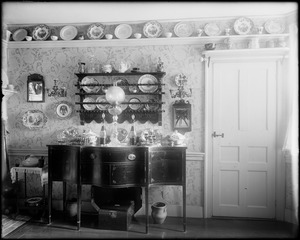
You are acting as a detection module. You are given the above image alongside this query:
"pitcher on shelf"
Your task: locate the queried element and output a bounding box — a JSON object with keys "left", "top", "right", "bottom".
{"left": 117, "top": 61, "right": 131, "bottom": 73}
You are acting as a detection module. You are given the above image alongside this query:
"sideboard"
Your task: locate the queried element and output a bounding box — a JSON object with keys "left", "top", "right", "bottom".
{"left": 47, "top": 145, "right": 187, "bottom": 233}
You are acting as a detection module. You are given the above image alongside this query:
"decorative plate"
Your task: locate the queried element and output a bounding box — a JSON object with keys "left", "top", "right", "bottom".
{"left": 145, "top": 98, "right": 159, "bottom": 111}
{"left": 233, "top": 17, "right": 253, "bottom": 35}
{"left": 81, "top": 76, "right": 100, "bottom": 93}
{"left": 12, "top": 29, "right": 27, "bottom": 41}
{"left": 32, "top": 24, "right": 51, "bottom": 41}
{"left": 96, "top": 96, "right": 109, "bottom": 110}
{"left": 60, "top": 25, "right": 78, "bottom": 40}
{"left": 83, "top": 97, "right": 96, "bottom": 111}
{"left": 174, "top": 22, "right": 193, "bottom": 37}
{"left": 129, "top": 85, "right": 138, "bottom": 93}
{"left": 138, "top": 74, "right": 158, "bottom": 93}
{"left": 87, "top": 23, "right": 105, "bottom": 39}
{"left": 129, "top": 97, "right": 142, "bottom": 110}
{"left": 264, "top": 19, "right": 285, "bottom": 34}
{"left": 56, "top": 101, "right": 73, "bottom": 119}
{"left": 117, "top": 128, "right": 128, "bottom": 142}
{"left": 143, "top": 21, "right": 163, "bottom": 38}
{"left": 204, "top": 23, "right": 221, "bottom": 36}
{"left": 114, "top": 77, "right": 129, "bottom": 92}
{"left": 114, "top": 24, "right": 132, "bottom": 39}
{"left": 22, "top": 110, "right": 48, "bottom": 130}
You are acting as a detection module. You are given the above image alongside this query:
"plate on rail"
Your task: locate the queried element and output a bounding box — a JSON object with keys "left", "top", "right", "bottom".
{"left": 81, "top": 77, "right": 100, "bottom": 93}
{"left": 114, "top": 24, "right": 132, "bottom": 39}
{"left": 87, "top": 23, "right": 105, "bottom": 40}
{"left": 12, "top": 29, "right": 27, "bottom": 41}
{"left": 96, "top": 96, "right": 109, "bottom": 111}
{"left": 204, "top": 23, "right": 221, "bottom": 36}
{"left": 129, "top": 97, "right": 142, "bottom": 110}
{"left": 32, "top": 24, "right": 51, "bottom": 41}
{"left": 143, "top": 21, "right": 163, "bottom": 38}
{"left": 174, "top": 22, "right": 193, "bottom": 37}
{"left": 60, "top": 25, "right": 78, "bottom": 40}
{"left": 138, "top": 74, "right": 158, "bottom": 93}
{"left": 264, "top": 19, "right": 285, "bottom": 34}
{"left": 83, "top": 97, "right": 96, "bottom": 111}
{"left": 233, "top": 17, "right": 253, "bottom": 35}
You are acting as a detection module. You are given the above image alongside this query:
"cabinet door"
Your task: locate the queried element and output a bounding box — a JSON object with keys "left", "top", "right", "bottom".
{"left": 110, "top": 163, "right": 145, "bottom": 185}
{"left": 80, "top": 148, "right": 110, "bottom": 186}
{"left": 49, "top": 146, "right": 79, "bottom": 182}
{"left": 150, "top": 150, "right": 183, "bottom": 184}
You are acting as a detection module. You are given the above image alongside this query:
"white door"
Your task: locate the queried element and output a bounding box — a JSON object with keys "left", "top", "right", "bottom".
{"left": 211, "top": 61, "right": 277, "bottom": 218}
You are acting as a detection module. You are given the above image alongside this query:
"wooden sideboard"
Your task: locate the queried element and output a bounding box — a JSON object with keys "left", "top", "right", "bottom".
{"left": 47, "top": 145, "right": 186, "bottom": 233}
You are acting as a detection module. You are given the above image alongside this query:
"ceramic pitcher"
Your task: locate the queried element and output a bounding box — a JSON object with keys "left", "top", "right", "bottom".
{"left": 151, "top": 202, "right": 167, "bottom": 224}
{"left": 118, "top": 61, "right": 130, "bottom": 73}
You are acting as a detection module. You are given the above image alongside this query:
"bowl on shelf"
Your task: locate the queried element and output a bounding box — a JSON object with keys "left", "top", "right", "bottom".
{"left": 25, "top": 36, "right": 32, "bottom": 41}
{"left": 134, "top": 33, "right": 142, "bottom": 39}
{"left": 105, "top": 34, "right": 113, "bottom": 40}
{"left": 165, "top": 32, "right": 172, "bottom": 38}
{"left": 51, "top": 35, "right": 58, "bottom": 41}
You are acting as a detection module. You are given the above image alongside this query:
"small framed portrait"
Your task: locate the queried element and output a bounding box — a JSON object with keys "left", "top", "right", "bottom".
{"left": 27, "top": 74, "right": 45, "bottom": 102}
{"left": 56, "top": 101, "right": 73, "bottom": 119}
{"left": 172, "top": 99, "right": 191, "bottom": 133}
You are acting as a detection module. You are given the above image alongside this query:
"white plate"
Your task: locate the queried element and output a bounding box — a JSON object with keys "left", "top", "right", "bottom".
{"left": 12, "top": 29, "right": 27, "bottom": 41}
{"left": 81, "top": 77, "right": 100, "bottom": 93}
{"left": 264, "top": 19, "right": 285, "bottom": 34}
{"left": 174, "top": 22, "right": 193, "bottom": 37}
{"left": 145, "top": 98, "right": 159, "bottom": 111}
{"left": 22, "top": 110, "right": 48, "bottom": 130}
{"left": 234, "top": 17, "right": 253, "bottom": 35}
{"left": 83, "top": 97, "right": 96, "bottom": 111}
{"left": 143, "top": 21, "right": 163, "bottom": 38}
{"left": 60, "top": 25, "right": 78, "bottom": 40}
{"left": 114, "top": 24, "right": 132, "bottom": 39}
{"left": 129, "top": 98, "right": 142, "bottom": 110}
{"left": 138, "top": 74, "right": 158, "bottom": 93}
{"left": 87, "top": 23, "right": 105, "bottom": 39}
{"left": 204, "top": 23, "right": 221, "bottom": 36}
{"left": 32, "top": 24, "right": 51, "bottom": 41}
{"left": 56, "top": 101, "right": 73, "bottom": 119}
{"left": 96, "top": 96, "right": 109, "bottom": 110}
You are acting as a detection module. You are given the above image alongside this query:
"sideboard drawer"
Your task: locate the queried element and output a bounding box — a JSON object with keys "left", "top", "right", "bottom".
{"left": 81, "top": 147, "right": 145, "bottom": 163}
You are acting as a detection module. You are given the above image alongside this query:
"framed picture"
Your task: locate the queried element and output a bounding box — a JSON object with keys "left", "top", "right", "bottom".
{"left": 27, "top": 74, "right": 45, "bottom": 102}
{"left": 56, "top": 101, "right": 73, "bottom": 119}
{"left": 172, "top": 99, "right": 191, "bottom": 133}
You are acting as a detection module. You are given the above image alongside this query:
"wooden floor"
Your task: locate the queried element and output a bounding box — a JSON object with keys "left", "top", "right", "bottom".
{"left": 4, "top": 214, "right": 298, "bottom": 239}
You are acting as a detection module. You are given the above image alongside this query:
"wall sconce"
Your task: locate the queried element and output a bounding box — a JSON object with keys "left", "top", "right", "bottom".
{"left": 46, "top": 80, "right": 67, "bottom": 98}
{"left": 169, "top": 74, "right": 192, "bottom": 99}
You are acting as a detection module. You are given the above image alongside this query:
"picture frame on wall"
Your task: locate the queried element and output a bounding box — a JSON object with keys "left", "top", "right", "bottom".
{"left": 172, "top": 99, "right": 191, "bottom": 133}
{"left": 27, "top": 73, "right": 45, "bottom": 102}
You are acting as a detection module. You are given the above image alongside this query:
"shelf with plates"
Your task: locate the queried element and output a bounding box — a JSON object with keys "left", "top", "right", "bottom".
{"left": 4, "top": 33, "right": 289, "bottom": 48}
{"left": 75, "top": 72, "right": 166, "bottom": 125}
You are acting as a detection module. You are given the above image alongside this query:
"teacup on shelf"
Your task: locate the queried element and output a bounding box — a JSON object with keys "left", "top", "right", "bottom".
{"left": 25, "top": 36, "right": 32, "bottom": 41}
{"left": 105, "top": 34, "right": 113, "bottom": 40}
{"left": 51, "top": 35, "right": 58, "bottom": 41}
{"left": 165, "top": 32, "right": 172, "bottom": 38}
{"left": 134, "top": 33, "right": 142, "bottom": 39}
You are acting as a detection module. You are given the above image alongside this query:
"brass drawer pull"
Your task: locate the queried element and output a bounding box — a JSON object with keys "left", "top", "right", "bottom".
{"left": 128, "top": 154, "right": 136, "bottom": 161}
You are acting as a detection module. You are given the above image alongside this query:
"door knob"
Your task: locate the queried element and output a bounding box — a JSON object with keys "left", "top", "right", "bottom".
{"left": 212, "top": 131, "right": 224, "bottom": 138}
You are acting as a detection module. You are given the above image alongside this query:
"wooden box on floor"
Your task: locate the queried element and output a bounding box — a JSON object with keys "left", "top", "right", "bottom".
{"left": 95, "top": 201, "right": 135, "bottom": 231}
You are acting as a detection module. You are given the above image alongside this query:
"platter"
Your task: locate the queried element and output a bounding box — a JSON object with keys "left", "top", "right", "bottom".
{"left": 143, "top": 21, "right": 163, "bottom": 38}
{"left": 204, "top": 23, "right": 221, "bottom": 36}
{"left": 233, "top": 17, "right": 253, "bottom": 35}
{"left": 117, "top": 128, "right": 128, "bottom": 142}
{"left": 12, "top": 29, "right": 27, "bottom": 41}
{"left": 138, "top": 74, "right": 158, "bottom": 93}
{"left": 32, "top": 24, "right": 51, "bottom": 41}
{"left": 60, "top": 25, "right": 78, "bottom": 40}
{"left": 174, "top": 22, "right": 193, "bottom": 37}
{"left": 87, "top": 23, "right": 105, "bottom": 40}
{"left": 264, "top": 19, "right": 285, "bottom": 34}
{"left": 56, "top": 101, "right": 73, "bottom": 119}
{"left": 96, "top": 96, "right": 109, "bottom": 110}
{"left": 114, "top": 24, "right": 132, "bottom": 39}
{"left": 129, "top": 97, "right": 142, "bottom": 110}
{"left": 22, "top": 110, "right": 48, "bottom": 130}
{"left": 145, "top": 98, "right": 159, "bottom": 111}
{"left": 81, "top": 76, "right": 100, "bottom": 93}
{"left": 83, "top": 97, "right": 96, "bottom": 111}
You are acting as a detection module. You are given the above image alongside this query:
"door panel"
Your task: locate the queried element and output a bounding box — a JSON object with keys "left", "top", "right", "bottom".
{"left": 212, "top": 61, "right": 276, "bottom": 218}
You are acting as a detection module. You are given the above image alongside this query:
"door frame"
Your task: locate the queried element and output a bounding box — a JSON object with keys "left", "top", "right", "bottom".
{"left": 203, "top": 49, "right": 289, "bottom": 220}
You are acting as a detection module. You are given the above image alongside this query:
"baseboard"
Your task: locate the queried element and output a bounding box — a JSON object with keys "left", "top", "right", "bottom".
{"left": 134, "top": 204, "right": 203, "bottom": 218}
{"left": 284, "top": 208, "right": 298, "bottom": 225}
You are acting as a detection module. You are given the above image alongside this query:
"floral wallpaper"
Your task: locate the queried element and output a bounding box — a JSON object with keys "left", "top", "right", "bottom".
{"left": 5, "top": 44, "right": 204, "bottom": 209}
